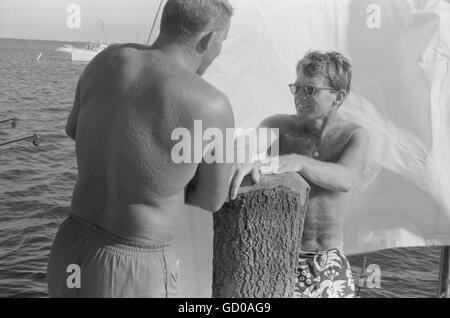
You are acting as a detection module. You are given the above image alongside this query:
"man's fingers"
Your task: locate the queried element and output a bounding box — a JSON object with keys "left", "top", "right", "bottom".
{"left": 260, "top": 165, "right": 277, "bottom": 175}
{"left": 229, "top": 164, "right": 237, "bottom": 185}
{"left": 251, "top": 168, "right": 260, "bottom": 184}
{"left": 230, "top": 171, "right": 246, "bottom": 200}
{"left": 228, "top": 167, "right": 239, "bottom": 201}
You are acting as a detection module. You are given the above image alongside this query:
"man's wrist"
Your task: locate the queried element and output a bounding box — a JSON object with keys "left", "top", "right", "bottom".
{"left": 294, "top": 154, "right": 305, "bottom": 173}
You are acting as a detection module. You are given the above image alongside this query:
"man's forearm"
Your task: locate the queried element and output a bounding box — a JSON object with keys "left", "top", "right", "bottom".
{"left": 235, "top": 127, "right": 278, "bottom": 164}
{"left": 297, "top": 155, "right": 356, "bottom": 192}
{"left": 185, "top": 184, "right": 227, "bottom": 212}
{"left": 184, "top": 164, "right": 231, "bottom": 212}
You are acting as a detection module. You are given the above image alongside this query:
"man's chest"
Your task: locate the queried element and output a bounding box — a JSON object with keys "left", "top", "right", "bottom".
{"left": 279, "top": 129, "right": 351, "bottom": 163}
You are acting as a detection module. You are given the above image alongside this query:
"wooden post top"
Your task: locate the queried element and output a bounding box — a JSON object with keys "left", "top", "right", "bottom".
{"left": 237, "top": 173, "right": 311, "bottom": 207}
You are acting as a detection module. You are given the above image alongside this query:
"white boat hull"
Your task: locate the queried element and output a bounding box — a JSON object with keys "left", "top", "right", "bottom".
{"left": 71, "top": 48, "right": 103, "bottom": 62}
{"left": 56, "top": 45, "right": 74, "bottom": 54}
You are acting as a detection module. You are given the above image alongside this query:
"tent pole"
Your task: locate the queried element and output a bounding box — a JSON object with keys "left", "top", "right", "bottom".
{"left": 356, "top": 256, "right": 367, "bottom": 298}
{"left": 437, "top": 246, "right": 450, "bottom": 298}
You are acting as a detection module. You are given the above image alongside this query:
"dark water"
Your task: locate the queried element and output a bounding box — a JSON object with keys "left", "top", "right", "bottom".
{"left": 0, "top": 38, "right": 82, "bottom": 298}
{"left": 0, "top": 38, "right": 444, "bottom": 298}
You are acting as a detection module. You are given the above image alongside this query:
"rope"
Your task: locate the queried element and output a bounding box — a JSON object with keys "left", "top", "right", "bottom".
{"left": 0, "top": 134, "right": 40, "bottom": 148}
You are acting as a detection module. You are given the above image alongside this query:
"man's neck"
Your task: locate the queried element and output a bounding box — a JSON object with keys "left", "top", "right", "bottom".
{"left": 151, "top": 36, "right": 201, "bottom": 73}
{"left": 302, "top": 110, "right": 339, "bottom": 140}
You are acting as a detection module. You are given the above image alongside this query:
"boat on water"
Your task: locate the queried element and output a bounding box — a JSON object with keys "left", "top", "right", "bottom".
{"left": 56, "top": 21, "right": 110, "bottom": 62}
{"left": 57, "top": 42, "right": 109, "bottom": 62}
{"left": 56, "top": 0, "right": 165, "bottom": 64}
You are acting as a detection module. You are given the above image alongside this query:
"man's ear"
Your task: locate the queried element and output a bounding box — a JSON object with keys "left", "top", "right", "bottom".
{"left": 334, "top": 90, "right": 347, "bottom": 107}
{"left": 196, "top": 31, "right": 214, "bottom": 53}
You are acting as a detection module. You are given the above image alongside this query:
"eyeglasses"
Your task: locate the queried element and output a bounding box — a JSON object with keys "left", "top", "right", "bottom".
{"left": 288, "top": 84, "right": 337, "bottom": 97}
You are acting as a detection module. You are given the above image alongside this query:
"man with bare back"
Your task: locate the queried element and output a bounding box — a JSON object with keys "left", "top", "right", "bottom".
{"left": 47, "top": 0, "right": 234, "bottom": 298}
{"left": 230, "top": 51, "right": 370, "bottom": 298}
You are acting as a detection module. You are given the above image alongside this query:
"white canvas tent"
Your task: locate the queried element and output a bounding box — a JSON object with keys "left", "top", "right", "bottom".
{"left": 162, "top": 0, "right": 450, "bottom": 297}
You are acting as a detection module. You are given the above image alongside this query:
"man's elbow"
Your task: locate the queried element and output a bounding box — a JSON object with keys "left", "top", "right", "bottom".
{"left": 65, "top": 125, "right": 76, "bottom": 141}
{"left": 190, "top": 201, "right": 225, "bottom": 213}
{"left": 339, "top": 171, "right": 357, "bottom": 193}
{"left": 186, "top": 192, "right": 227, "bottom": 213}
{"left": 201, "top": 195, "right": 227, "bottom": 213}
{"left": 206, "top": 201, "right": 225, "bottom": 213}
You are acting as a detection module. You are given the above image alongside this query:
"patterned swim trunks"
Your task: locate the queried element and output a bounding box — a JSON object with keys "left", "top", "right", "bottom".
{"left": 294, "top": 246, "right": 355, "bottom": 298}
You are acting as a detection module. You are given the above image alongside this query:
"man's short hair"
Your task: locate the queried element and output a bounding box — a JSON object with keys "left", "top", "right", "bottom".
{"left": 297, "top": 51, "right": 352, "bottom": 94}
{"left": 161, "top": 0, "right": 233, "bottom": 40}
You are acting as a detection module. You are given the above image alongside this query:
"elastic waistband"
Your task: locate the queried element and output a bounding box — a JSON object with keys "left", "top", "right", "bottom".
{"left": 66, "top": 215, "right": 172, "bottom": 255}
{"left": 299, "top": 246, "right": 345, "bottom": 257}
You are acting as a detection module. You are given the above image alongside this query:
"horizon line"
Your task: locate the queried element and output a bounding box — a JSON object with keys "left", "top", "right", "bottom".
{"left": 0, "top": 36, "right": 149, "bottom": 45}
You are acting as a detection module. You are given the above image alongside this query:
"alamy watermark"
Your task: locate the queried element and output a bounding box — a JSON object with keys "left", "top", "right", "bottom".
{"left": 66, "top": 264, "right": 81, "bottom": 289}
{"left": 66, "top": 4, "right": 81, "bottom": 29}
{"left": 64, "top": 3, "right": 382, "bottom": 32}
{"left": 357, "top": 263, "right": 382, "bottom": 290}
{"left": 171, "top": 121, "right": 280, "bottom": 169}
{"left": 366, "top": 4, "right": 382, "bottom": 29}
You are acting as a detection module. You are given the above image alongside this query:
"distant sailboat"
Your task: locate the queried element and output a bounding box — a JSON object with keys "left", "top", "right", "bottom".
{"left": 69, "top": 42, "right": 109, "bottom": 62}
{"left": 56, "top": 0, "right": 166, "bottom": 62}
{"left": 57, "top": 21, "right": 109, "bottom": 62}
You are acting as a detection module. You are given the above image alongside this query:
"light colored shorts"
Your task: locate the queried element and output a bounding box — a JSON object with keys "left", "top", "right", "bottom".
{"left": 294, "top": 246, "right": 355, "bottom": 298}
{"left": 47, "top": 215, "right": 180, "bottom": 298}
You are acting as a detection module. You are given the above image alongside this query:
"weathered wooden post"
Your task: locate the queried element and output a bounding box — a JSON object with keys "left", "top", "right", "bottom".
{"left": 213, "top": 173, "right": 310, "bottom": 298}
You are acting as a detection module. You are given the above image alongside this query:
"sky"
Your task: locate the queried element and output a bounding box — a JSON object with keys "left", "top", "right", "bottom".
{"left": 0, "top": 0, "right": 164, "bottom": 43}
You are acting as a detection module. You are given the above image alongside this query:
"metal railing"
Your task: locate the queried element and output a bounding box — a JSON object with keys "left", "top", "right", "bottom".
{"left": 0, "top": 117, "right": 40, "bottom": 148}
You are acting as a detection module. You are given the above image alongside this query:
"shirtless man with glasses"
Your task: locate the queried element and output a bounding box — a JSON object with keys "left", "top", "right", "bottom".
{"left": 230, "top": 51, "right": 370, "bottom": 298}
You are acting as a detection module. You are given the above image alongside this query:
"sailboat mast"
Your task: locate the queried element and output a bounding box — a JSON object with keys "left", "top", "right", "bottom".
{"left": 146, "top": 0, "right": 165, "bottom": 45}
{"left": 100, "top": 20, "right": 105, "bottom": 44}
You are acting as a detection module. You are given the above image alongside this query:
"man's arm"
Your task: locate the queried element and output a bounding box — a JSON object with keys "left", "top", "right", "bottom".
{"left": 185, "top": 96, "right": 235, "bottom": 212}
{"left": 259, "top": 114, "right": 289, "bottom": 144}
{"left": 65, "top": 79, "right": 81, "bottom": 141}
{"left": 228, "top": 115, "right": 288, "bottom": 199}
{"left": 272, "top": 128, "right": 370, "bottom": 192}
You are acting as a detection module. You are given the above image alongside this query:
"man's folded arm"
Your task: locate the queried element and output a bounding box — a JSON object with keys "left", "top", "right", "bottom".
{"left": 257, "top": 114, "right": 288, "bottom": 156}
{"left": 185, "top": 96, "right": 235, "bottom": 212}
{"left": 185, "top": 160, "right": 233, "bottom": 212}
{"left": 298, "top": 127, "right": 370, "bottom": 192}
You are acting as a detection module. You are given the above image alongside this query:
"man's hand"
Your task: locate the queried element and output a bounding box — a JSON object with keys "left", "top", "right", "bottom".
{"left": 229, "top": 163, "right": 261, "bottom": 200}
{"left": 260, "top": 154, "right": 303, "bottom": 175}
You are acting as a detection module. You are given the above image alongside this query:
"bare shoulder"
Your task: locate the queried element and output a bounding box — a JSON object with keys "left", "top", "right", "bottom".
{"left": 172, "top": 73, "right": 235, "bottom": 130}
{"left": 81, "top": 44, "right": 137, "bottom": 84}
{"left": 335, "top": 120, "right": 370, "bottom": 173}
{"left": 260, "top": 114, "right": 296, "bottom": 131}
{"left": 340, "top": 119, "right": 368, "bottom": 138}
{"left": 337, "top": 119, "right": 370, "bottom": 151}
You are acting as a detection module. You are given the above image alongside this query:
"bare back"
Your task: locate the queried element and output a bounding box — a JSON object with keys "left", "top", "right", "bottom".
{"left": 69, "top": 44, "right": 230, "bottom": 244}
